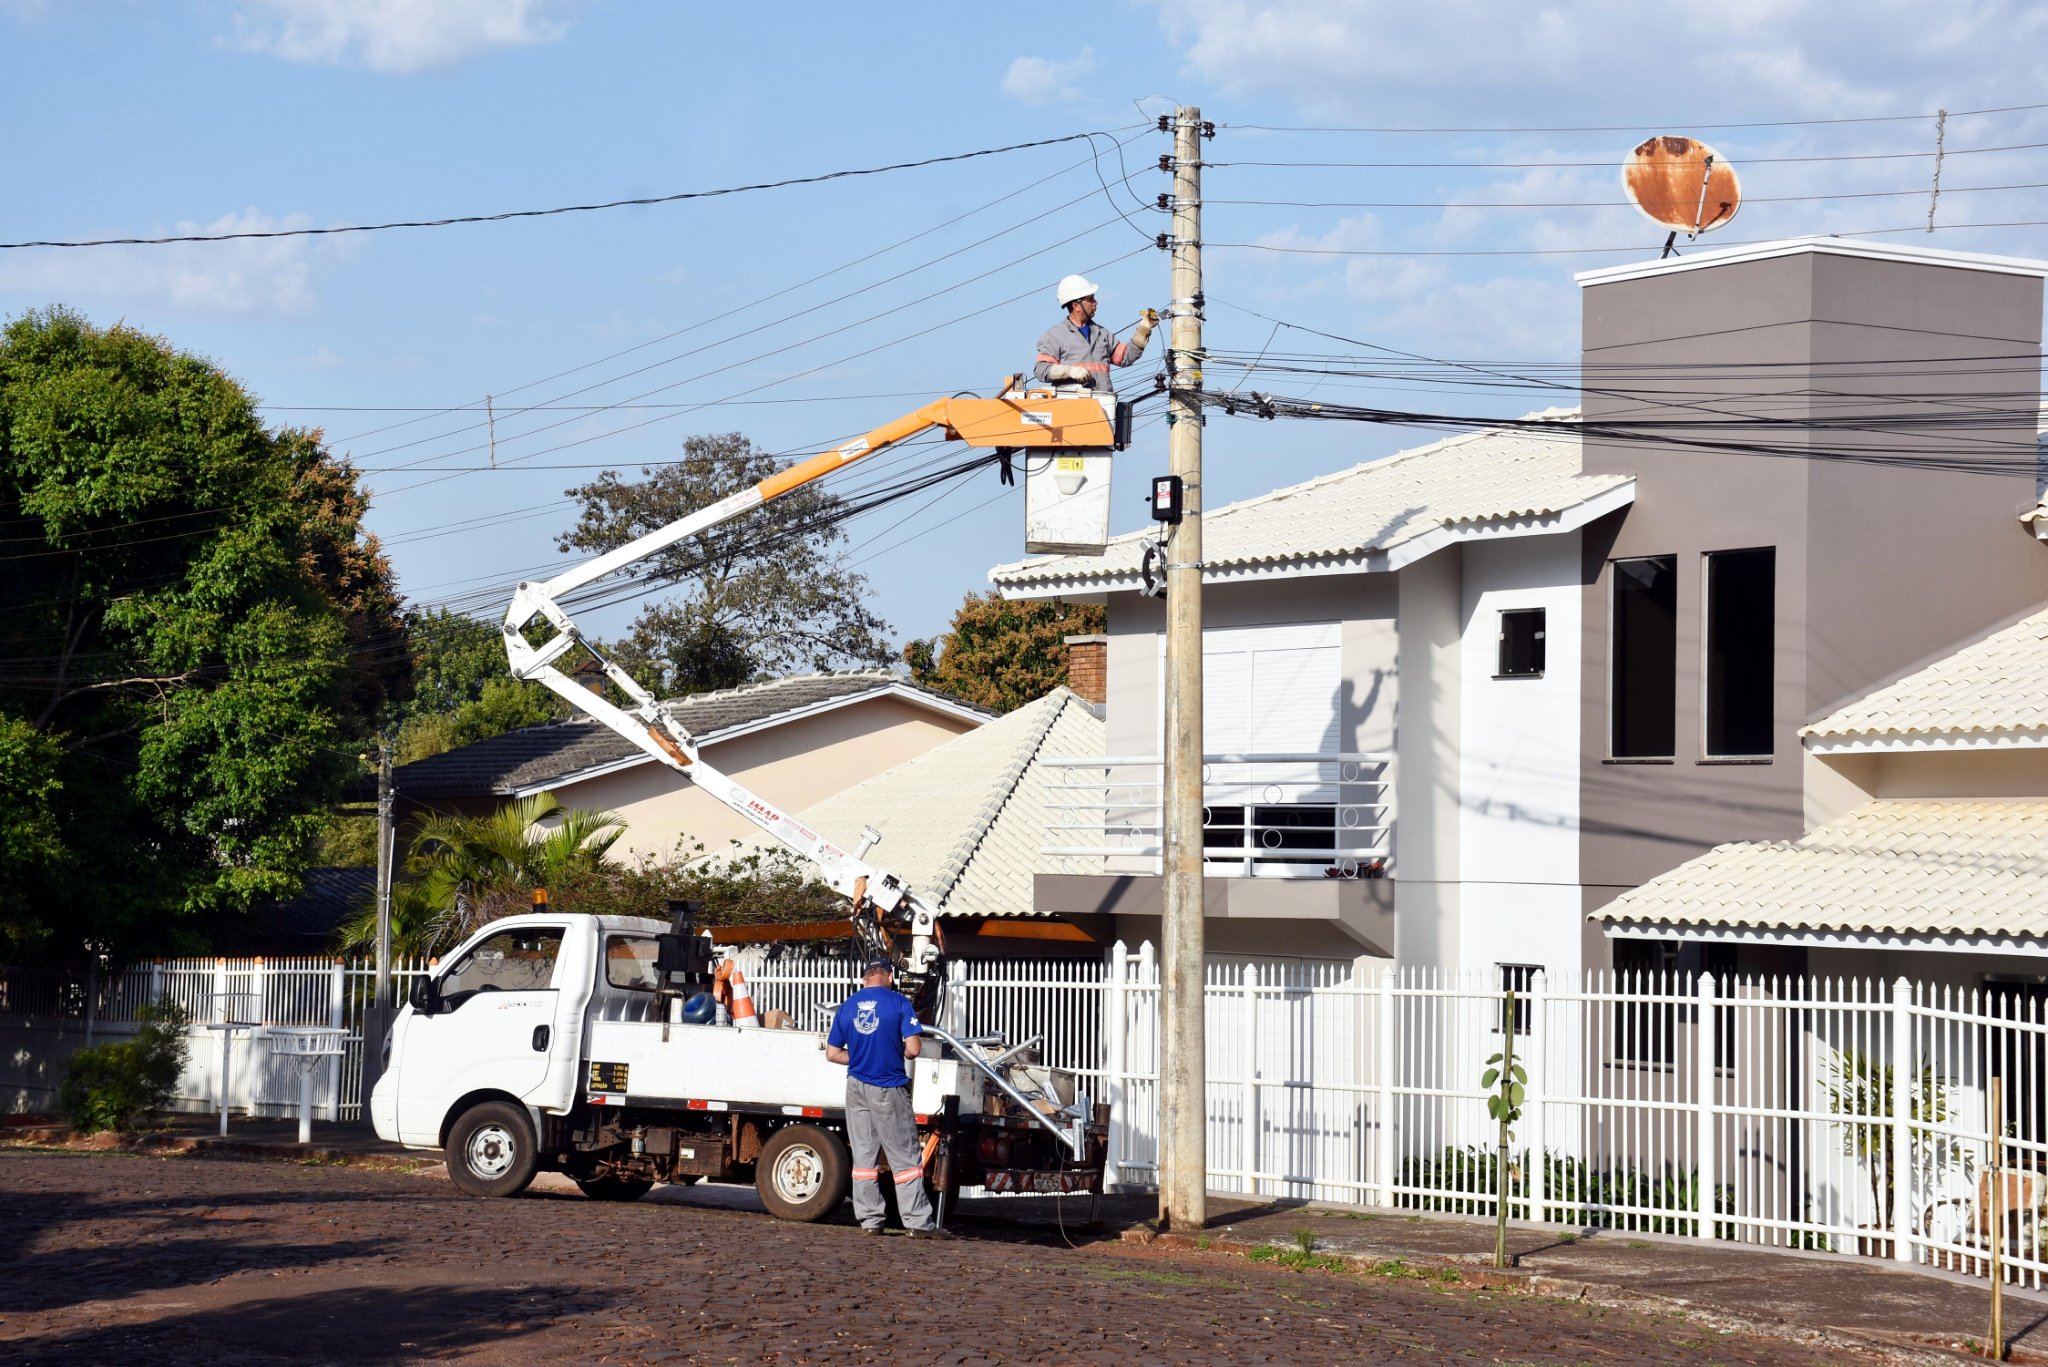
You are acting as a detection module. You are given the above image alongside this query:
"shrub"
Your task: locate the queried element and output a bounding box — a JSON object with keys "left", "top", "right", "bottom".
{"left": 57, "top": 1000, "right": 191, "bottom": 1134}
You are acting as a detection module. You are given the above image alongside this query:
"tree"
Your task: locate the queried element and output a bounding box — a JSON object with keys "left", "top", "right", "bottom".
{"left": 559, "top": 433, "right": 895, "bottom": 696}
{"left": 0, "top": 308, "right": 408, "bottom": 959}
{"left": 903, "top": 591, "right": 1106, "bottom": 713}
{"left": 392, "top": 607, "right": 562, "bottom": 764}
{"left": 401, "top": 793, "right": 624, "bottom": 954}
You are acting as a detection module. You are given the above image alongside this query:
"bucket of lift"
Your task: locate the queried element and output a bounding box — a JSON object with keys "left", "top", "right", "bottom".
{"left": 1022, "top": 394, "right": 1132, "bottom": 555}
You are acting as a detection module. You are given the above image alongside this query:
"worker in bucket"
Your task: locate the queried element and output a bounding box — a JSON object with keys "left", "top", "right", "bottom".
{"left": 825, "top": 958, "right": 944, "bottom": 1238}
{"left": 1034, "top": 274, "right": 1157, "bottom": 393}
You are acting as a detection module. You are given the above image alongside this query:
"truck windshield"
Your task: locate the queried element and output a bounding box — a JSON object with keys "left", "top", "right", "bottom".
{"left": 439, "top": 927, "right": 564, "bottom": 1005}
{"left": 603, "top": 935, "right": 660, "bottom": 992}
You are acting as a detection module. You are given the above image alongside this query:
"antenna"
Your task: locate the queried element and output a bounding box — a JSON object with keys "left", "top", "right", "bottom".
{"left": 1622, "top": 136, "right": 1742, "bottom": 258}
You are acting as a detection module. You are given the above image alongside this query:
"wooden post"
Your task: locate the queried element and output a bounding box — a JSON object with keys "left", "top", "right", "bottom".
{"left": 1990, "top": 1076, "right": 2005, "bottom": 1361}
{"left": 1495, "top": 988, "right": 1517, "bottom": 1270}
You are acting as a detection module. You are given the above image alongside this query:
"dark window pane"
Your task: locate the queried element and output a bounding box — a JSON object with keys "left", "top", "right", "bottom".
{"left": 1705, "top": 547, "right": 1775, "bottom": 757}
{"left": 1612, "top": 938, "right": 1677, "bottom": 1064}
{"left": 1610, "top": 556, "right": 1677, "bottom": 758}
{"left": 1498, "top": 608, "right": 1546, "bottom": 677}
{"left": 1498, "top": 963, "right": 1540, "bottom": 1035}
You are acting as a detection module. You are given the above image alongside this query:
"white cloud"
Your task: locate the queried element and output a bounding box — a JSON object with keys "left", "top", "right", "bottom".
{"left": 0, "top": 209, "right": 352, "bottom": 318}
{"left": 1001, "top": 47, "right": 1099, "bottom": 106}
{"left": 226, "top": 0, "right": 576, "bottom": 74}
{"left": 1144, "top": 0, "right": 2048, "bottom": 123}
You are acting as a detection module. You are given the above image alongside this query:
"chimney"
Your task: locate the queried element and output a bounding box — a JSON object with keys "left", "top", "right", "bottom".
{"left": 1063, "top": 633, "right": 1107, "bottom": 705}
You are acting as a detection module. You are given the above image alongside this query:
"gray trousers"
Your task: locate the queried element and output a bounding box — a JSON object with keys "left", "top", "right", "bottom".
{"left": 845, "top": 1078, "right": 935, "bottom": 1231}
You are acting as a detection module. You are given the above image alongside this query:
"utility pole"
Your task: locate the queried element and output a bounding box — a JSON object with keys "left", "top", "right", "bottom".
{"left": 363, "top": 744, "right": 395, "bottom": 1108}
{"left": 1159, "top": 104, "right": 1207, "bottom": 1234}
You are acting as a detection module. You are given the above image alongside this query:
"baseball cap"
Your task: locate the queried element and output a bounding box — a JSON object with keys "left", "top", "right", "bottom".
{"left": 862, "top": 958, "right": 895, "bottom": 976}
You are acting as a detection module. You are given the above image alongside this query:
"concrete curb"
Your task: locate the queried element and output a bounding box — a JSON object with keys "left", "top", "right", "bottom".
{"left": 1121, "top": 1228, "right": 1976, "bottom": 1365}
{"left": 1, "top": 1125, "right": 438, "bottom": 1173}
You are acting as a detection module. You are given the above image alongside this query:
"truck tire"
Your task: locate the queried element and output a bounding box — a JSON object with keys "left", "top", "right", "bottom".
{"left": 755, "top": 1123, "right": 849, "bottom": 1222}
{"left": 575, "top": 1173, "right": 655, "bottom": 1202}
{"left": 446, "top": 1101, "right": 538, "bottom": 1198}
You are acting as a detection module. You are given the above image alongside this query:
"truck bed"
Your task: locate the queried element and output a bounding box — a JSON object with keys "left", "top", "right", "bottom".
{"left": 582, "top": 1019, "right": 964, "bottom": 1115}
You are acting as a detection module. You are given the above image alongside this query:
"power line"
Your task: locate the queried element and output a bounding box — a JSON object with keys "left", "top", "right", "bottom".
{"left": 1209, "top": 219, "right": 2048, "bottom": 259}
{"left": 1217, "top": 101, "right": 2048, "bottom": 135}
{"left": 0, "top": 128, "right": 1148, "bottom": 251}
{"left": 1208, "top": 139, "right": 2048, "bottom": 170}
{"left": 1207, "top": 180, "right": 2048, "bottom": 210}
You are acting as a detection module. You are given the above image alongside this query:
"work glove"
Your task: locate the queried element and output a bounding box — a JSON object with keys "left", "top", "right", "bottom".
{"left": 1050, "top": 364, "right": 1088, "bottom": 382}
{"left": 1131, "top": 309, "right": 1158, "bottom": 348}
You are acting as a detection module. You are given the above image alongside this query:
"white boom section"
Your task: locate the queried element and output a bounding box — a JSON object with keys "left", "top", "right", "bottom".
{"left": 501, "top": 389, "right": 1119, "bottom": 979}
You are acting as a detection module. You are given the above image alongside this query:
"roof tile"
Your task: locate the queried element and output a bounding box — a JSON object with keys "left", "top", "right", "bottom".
{"left": 1803, "top": 604, "right": 2048, "bottom": 742}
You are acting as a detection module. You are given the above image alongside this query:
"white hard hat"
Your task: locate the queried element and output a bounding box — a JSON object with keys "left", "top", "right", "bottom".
{"left": 1056, "top": 274, "right": 1099, "bottom": 308}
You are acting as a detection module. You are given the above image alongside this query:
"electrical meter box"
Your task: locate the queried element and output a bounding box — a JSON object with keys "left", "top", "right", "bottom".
{"left": 1025, "top": 450, "right": 1114, "bottom": 554}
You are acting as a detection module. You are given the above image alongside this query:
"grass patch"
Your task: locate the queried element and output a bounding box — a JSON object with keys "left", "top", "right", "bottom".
{"left": 1247, "top": 1245, "right": 1348, "bottom": 1273}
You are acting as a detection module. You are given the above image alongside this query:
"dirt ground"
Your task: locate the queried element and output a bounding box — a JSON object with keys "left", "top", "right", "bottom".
{"left": 0, "top": 1149, "right": 1928, "bottom": 1365}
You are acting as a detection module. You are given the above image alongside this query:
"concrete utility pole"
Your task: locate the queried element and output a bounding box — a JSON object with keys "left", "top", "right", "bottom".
{"left": 364, "top": 744, "right": 395, "bottom": 1106}
{"left": 1159, "top": 104, "right": 1208, "bottom": 1234}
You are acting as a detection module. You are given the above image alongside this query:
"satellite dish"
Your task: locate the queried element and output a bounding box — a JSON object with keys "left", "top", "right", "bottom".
{"left": 1623, "top": 136, "right": 1741, "bottom": 250}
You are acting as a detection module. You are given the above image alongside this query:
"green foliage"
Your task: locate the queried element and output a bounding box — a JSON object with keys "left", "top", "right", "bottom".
{"left": 549, "top": 843, "right": 846, "bottom": 927}
{"left": 57, "top": 999, "right": 191, "bottom": 1134}
{"left": 904, "top": 591, "right": 1106, "bottom": 714}
{"left": 1291, "top": 1225, "right": 1318, "bottom": 1253}
{"left": 402, "top": 793, "right": 622, "bottom": 955}
{"left": 559, "top": 433, "right": 895, "bottom": 696}
{"left": 1396, "top": 1145, "right": 1736, "bottom": 1238}
{"left": 0, "top": 308, "right": 408, "bottom": 958}
{"left": 391, "top": 609, "right": 562, "bottom": 764}
{"left": 1482, "top": 1048, "right": 1528, "bottom": 1129}
{"left": 0, "top": 717, "right": 66, "bottom": 959}
{"left": 1821, "top": 1048, "right": 1959, "bottom": 1232}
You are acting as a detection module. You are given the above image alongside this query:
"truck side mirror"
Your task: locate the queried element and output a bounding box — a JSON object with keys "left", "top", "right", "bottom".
{"left": 408, "top": 977, "right": 436, "bottom": 1016}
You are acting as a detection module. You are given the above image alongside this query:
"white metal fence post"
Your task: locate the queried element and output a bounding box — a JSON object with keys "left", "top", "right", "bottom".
{"left": 1241, "top": 961, "right": 1259, "bottom": 1195}
{"left": 1696, "top": 970, "right": 1718, "bottom": 1242}
{"left": 1891, "top": 975, "right": 1916, "bottom": 1265}
{"left": 326, "top": 960, "right": 346, "bottom": 1123}
{"left": 1375, "top": 966, "right": 1395, "bottom": 1207}
{"left": 1103, "top": 940, "right": 1128, "bottom": 1189}
{"left": 1528, "top": 971, "right": 1548, "bottom": 1222}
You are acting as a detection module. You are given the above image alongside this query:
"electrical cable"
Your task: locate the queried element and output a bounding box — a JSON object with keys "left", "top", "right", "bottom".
{"left": 1208, "top": 218, "right": 2048, "bottom": 259}
{"left": 1217, "top": 101, "right": 2048, "bottom": 135}
{"left": 0, "top": 128, "right": 1150, "bottom": 251}
{"left": 1207, "top": 139, "right": 2048, "bottom": 170}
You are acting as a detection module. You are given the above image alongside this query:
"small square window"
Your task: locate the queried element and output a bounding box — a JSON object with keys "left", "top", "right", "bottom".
{"left": 1497, "top": 963, "right": 1541, "bottom": 1035}
{"left": 1497, "top": 608, "right": 1546, "bottom": 678}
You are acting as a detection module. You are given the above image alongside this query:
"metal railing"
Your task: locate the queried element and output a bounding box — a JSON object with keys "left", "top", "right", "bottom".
{"left": 1040, "top": 751, "right": 1393, "bottom": 877}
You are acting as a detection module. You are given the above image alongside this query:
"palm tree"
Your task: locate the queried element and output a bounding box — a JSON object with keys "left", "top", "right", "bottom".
{"left": 337, "top": 794, "right": 624, "bottom": 959}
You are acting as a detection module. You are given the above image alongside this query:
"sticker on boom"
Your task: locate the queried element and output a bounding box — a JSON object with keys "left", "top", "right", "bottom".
{"left": 1020, "top": 411, "right": 1053, "bottom": 427}
{"left": 588, "top": 1061, "right": 629, "bottom": 1093}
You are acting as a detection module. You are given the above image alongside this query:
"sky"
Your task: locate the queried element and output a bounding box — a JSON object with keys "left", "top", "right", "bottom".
{"left": 3, "top": 1, "right": 2046, "bottom": 654}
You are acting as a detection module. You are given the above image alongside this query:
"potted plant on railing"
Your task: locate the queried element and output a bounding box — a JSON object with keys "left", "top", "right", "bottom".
{"left": 1821, "top": 1048, "right": 1959, "bottom": 1256}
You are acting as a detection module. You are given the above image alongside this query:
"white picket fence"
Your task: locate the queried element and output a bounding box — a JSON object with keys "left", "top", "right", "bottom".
{"left": 10, "top": 945, "right": 2045, "bottom": 1288}
{"left": 0, "top": 956, "right": 430, "bottom": 1122}
{"left": 746, "top": 947, "right": 2048, "bottom": 1287}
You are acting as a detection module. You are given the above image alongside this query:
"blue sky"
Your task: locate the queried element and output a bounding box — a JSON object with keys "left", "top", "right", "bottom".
{"left": 4, "top": 1, "right": 2045, "bottom": 650}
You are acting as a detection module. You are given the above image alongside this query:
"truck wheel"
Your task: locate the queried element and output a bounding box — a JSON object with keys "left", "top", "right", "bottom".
{"left": 755, "top": 1123, "right": 849, "bottom": 1222}
{"left": 575, "top": 1173, "right": 654, "bottom": 1202}
{"left": 446, "top": 1101, "right": 538, "bottom": 1198}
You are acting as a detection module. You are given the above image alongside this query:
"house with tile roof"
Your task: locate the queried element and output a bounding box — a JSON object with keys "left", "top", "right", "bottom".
{"left": 389, "top": 672, "right": 990, "bottom": 865}
{"left": 1598, "top": 600, "right": 2048, "bottom": 985}
{"left": 718, "top": 688, "right": 1110, "bottom": 953}
{"left": 990, "top": 236, "right": 2048, "bottom": 990}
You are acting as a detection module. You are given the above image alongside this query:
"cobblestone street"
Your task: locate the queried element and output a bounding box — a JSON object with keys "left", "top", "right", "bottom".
{"left": 0, "top": 1151, "right": 1923, "bottom": 1365}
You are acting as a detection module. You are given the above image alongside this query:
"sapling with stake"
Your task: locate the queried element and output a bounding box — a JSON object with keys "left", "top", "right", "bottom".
{"left": 1483, "top": 989, "right": 1527, "bottom": 1269}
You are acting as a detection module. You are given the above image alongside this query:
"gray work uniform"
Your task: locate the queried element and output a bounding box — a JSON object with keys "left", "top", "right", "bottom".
{"left": 845, "top": 1078, "right": 937, "bottom": 1232}
{"left": 1033, "top": 318, "right": 1148, "bottom": 393}
{"left": 827, "top": 987, "right": 936, "bottom": 1232}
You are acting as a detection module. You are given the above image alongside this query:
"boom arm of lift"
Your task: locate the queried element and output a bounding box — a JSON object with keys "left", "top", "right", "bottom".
{"left": 502, "top": 382, "right": 1128, "bottom": 1018}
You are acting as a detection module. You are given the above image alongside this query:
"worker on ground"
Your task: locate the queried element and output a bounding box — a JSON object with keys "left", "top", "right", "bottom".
{"left": 1035, "top": 274, "right": 1156, "bottom": 393}
{"left": 825, "top": 959, "right": 944, "bottom": 1238}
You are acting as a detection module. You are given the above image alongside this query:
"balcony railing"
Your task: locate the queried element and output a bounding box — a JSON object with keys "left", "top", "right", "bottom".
{"left": 1040, "top": 751, "right": 1392, "bottom": 878}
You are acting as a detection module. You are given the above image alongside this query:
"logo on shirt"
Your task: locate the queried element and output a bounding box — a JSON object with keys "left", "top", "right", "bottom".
{"left": 854, "top": 1001, "right": 880, "bottom": 1036}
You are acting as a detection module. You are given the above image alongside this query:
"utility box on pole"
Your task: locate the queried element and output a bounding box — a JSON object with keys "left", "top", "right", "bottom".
{"left": 1159, "top": 104, "right": 1208, "bottom": 1234}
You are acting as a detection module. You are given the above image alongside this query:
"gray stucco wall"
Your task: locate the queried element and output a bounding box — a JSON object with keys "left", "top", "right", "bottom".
{"left": 1577, "top": 247, "right": 2048, "bottom": 918}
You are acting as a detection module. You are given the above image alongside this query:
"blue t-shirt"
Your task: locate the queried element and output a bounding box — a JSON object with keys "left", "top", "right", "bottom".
{"left": 827, "top": 988, "right": 922, "bottom": 1088}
